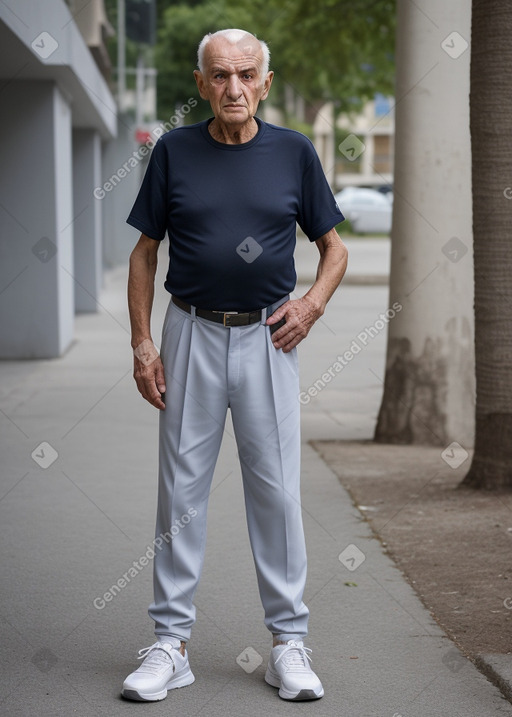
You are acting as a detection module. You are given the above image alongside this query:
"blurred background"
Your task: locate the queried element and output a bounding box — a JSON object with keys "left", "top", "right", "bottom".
{"left": 0, "top": 0, "right": 396, "bottom": 360}
{"left": 4, "top": 4, "right": 512, "bottom": 715}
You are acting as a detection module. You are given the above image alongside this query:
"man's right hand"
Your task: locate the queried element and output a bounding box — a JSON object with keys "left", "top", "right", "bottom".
{"left": 133, "top": 340, "right": 166, "bottom": 410}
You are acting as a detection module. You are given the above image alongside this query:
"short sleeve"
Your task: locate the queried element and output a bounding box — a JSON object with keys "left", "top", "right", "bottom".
{"left": 297, "top": 147, "right": 344, "bottom": 241}
{"left": 126, "top": 139, "right": 168, "bottom": 241}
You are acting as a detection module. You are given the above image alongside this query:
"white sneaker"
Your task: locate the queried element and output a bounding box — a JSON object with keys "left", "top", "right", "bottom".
{"left": 265, "top": 640, "right": 324, "bottom": 701}
{"left": 121, "top": 641, "right": 195, "bottom": 701}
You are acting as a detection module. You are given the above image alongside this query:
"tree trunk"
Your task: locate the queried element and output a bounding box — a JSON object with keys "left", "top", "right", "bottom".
{"left": 462, "top": 0, "right": 512, "bottom": 489}
{"left": 375, "top": 0, "right": 474, "bottom": 448}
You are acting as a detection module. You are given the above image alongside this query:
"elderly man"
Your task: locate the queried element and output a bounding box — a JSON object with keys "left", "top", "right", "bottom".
{"left": 122, "top": 28, "right": 347, "bottom": 703}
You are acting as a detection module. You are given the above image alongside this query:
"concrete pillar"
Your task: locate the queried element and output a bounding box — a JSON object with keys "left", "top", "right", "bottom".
{"left": 375, "top": 0, "right": 474, "bottom": 446}
{"left": 0, "top": 81, "right": 74, "bottom": 358}
{"left": 73, "top": 129, "right": 102, "bottom": 312}
{"left": 101, "top": 115, "right": 143, "bottom": 268}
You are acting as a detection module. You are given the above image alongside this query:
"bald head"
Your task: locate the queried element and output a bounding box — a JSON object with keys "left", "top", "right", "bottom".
{"left": 197, "top": 29, "right": 270, "bottom": 80}
{"left": 193, "top": 28, "right": 274, "bottom": 138}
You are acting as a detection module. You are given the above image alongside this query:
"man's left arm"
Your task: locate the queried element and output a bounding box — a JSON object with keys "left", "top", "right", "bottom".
{"left": 267, "top": 227, "right": 348, "bottom": 353}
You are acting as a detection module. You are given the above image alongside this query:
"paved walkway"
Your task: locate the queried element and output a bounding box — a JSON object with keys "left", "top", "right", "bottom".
{"left": 1, "top": 239, "right": 511, "bottom": 716}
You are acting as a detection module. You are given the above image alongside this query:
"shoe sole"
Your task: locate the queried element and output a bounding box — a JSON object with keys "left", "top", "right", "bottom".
{"left": 121, "top": 669, "right": 195, "bottom": 701}
{"left": 265, "top": 668, "right": 324, "bottom": 701}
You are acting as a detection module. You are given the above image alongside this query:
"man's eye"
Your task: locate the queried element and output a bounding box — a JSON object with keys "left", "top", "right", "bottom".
{"left": 242, "top": 74, "right": 253, "bottom": 81}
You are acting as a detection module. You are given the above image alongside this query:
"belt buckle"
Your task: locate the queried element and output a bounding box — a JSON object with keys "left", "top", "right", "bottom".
{"left": 223, "top": 311, "right": 239, "bottom": 327}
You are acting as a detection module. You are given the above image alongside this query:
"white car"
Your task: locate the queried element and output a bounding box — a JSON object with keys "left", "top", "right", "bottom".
{"left": 334, "top": 187, "right": 392, "bottom": 234}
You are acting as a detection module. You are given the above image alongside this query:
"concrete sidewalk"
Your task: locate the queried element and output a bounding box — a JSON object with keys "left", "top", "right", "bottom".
{"left": 295, "top": 235, "right": 390, "bottom": 285}
{"left": 1, "top": 245, "right": 511, "bottom": 716}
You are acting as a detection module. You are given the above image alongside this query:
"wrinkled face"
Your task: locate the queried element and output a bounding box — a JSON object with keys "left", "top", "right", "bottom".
{"left": 194, "top": 35, "right": 273, "bottom": 127}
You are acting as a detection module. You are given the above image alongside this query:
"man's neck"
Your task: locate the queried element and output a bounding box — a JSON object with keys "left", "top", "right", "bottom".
{"left": 208, "top": 117, "right": 259, "bottom": 145}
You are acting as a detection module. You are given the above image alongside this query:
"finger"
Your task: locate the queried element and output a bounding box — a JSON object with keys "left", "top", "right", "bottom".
{"left": 150, "top": 393, "right": 166, "bottom": 410}
{"left": 281, "top": 333, "right": 304, "bottom": 352}
{"left": 271, "top": 318, "right": 303, "bottom": 346}
{"left": 273, "top": 330, "right": 298, "bottom": 350}
{"left": 145, "top": 383, "right": 166, "bottom": 410}
{"left": 280, "top": 320, "right": 312, "bottom": 348}
{"left": 136, "top": 372, "right": 165, "bottom": 410}
{"left": 266, "top": 301, "right": 290, "bottom": 324}
{"left": 136, "top": 377, "right": 152, "bottom": 403}
{"left": 154, "top": 359, "right": 166, "bottom": 394}
{"left": 271, "top": 324, "right": 293, "bottom": 346}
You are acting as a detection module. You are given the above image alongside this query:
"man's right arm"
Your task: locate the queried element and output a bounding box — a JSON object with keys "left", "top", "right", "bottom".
{"left": 128, "top": 233, "right": 166, "bottom": 410}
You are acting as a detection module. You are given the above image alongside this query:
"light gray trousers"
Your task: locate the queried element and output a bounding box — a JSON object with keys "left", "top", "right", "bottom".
{"left": 149, "top": 297, "right": 309, "bottom": 643}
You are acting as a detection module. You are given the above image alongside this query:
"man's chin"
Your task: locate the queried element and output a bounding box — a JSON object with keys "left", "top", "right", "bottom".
{"left": 219, "top": 108, "right": 251, "bottom": 123}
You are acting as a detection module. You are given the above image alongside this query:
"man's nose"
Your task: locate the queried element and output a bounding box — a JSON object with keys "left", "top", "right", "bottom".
{"left": 226, "top": 74, "right": 242, "bottom": 98}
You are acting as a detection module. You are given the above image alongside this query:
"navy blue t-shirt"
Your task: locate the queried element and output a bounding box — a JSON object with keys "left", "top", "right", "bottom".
{"left": 127, "top": 117, "right": 344, "bottom": 311}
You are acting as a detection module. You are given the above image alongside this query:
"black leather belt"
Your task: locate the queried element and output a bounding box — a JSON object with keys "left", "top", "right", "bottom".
{"left": 172, "top": 296, "right": 264, "bottom": 327}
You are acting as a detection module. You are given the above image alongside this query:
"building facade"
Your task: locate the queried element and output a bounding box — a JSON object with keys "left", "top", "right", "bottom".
{"left": 335, "top": 95, "right": 394, "bottom": 190}
{"left": 0, "top": 0, "right": 135, "bottom": 358}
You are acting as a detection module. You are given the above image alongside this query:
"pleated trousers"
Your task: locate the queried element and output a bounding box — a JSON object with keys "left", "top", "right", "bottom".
{"left": 149, "top": 297, "right": 309, "bottom": 642}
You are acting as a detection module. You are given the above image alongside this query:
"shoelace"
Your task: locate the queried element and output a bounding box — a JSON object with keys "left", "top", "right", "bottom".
{"left": 274, "top": 641, "right": 313, "bottom": 671}
{"left": 136, "top": 642, "right": 176, "bottom": 675}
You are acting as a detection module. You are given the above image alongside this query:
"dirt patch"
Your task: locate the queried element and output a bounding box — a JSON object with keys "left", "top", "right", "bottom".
{"left": 312, "top": 440, "right": 512, "bottom": 658}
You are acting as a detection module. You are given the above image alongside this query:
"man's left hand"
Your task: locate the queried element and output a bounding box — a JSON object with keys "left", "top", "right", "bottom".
{"left": 267, "top": 296, "right": 322, "bottom": 352}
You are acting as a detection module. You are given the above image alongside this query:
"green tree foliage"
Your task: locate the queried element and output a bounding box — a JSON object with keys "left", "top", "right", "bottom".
{"left": 225, "top": 0, "right": 396, "bottom": 107}
{"left": 105, "top": 0, "right": 395, "bottom": 123}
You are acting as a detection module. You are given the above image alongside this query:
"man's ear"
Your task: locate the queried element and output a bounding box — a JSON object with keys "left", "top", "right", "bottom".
{"left": 193, "top": 70, "right": 209, "bottom": 100}
{"left": 260, "top": 71, "right": 274, "bottom": 101}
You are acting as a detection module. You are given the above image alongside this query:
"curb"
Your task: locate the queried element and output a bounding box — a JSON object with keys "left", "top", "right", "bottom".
{"left": 474, "top": 654, "right": 512, "bottom": 704}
